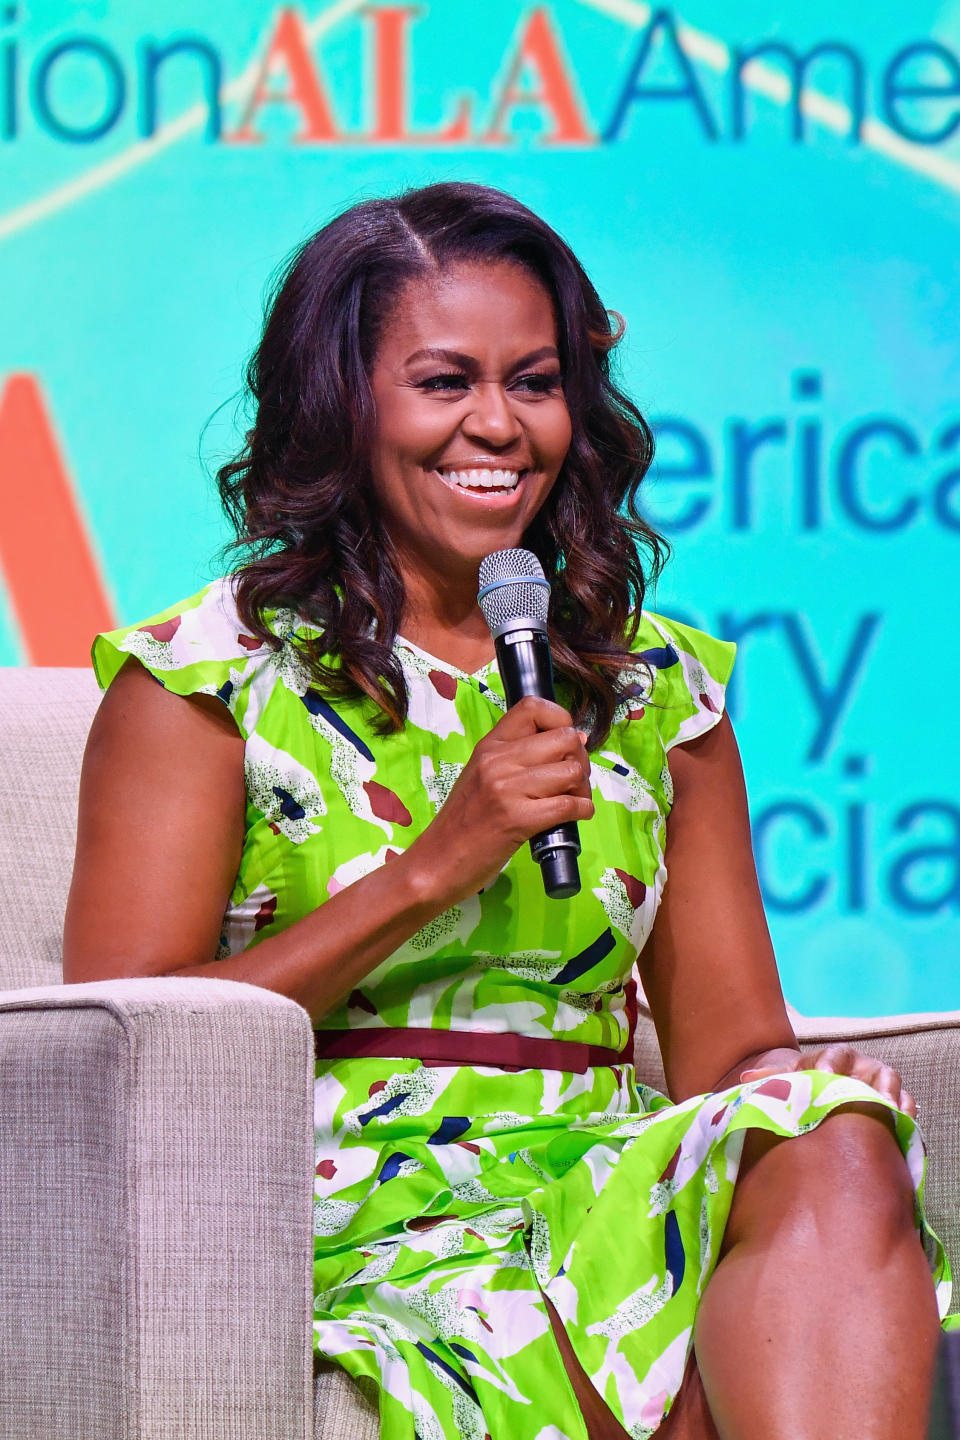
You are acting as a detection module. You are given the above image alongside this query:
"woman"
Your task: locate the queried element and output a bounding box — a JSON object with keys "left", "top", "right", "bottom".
{"left": 64, "top": 181, "right": 947, "bottom": 1439}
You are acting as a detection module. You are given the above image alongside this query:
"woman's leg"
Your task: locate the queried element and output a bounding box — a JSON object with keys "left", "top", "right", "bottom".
{"left": 544, "top": 1292, "right": 722, "bottom": 1439}
{"left": 688, "top": 1101, "right": 940, "bottom": 1440}
{"left": 544, "top": 1293, "right": 632, "bottom": 1439}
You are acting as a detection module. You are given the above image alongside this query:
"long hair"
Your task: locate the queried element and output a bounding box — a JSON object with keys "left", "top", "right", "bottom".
{"left": 216, "top": 181, "right": 667, "bottom": 748}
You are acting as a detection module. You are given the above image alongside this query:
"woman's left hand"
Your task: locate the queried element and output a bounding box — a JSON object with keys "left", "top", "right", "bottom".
{"left": 740, "top": 1044, "right": 917, "bottom": 1119}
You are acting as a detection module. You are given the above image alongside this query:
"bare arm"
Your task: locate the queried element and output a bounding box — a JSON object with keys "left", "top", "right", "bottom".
{"left": 63, "top": 657, "right": 593, "bottom": 1024}
{"left": 639, "top": 712, "right": 918, "bottom": 1114}
{"left": 637, "top": 713, "right": 798, "bottom": 1100}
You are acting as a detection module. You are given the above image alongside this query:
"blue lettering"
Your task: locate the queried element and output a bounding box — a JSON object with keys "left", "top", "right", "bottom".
{"left": 647, "top": 419, "right": 713, "bottom": 531}
{"left": 731, "top": 40, "right": 865, "bottom": 142}
{"left": 31, "top": 36, "right": 125, "bottom": 142}
{"left": 883, "top": 41, "right": 960, "bottom": 145}
{"left": 715, "top": 611, "right": 779, "bottom": 719}
{"left": 1, "top": 2, "right": 16, "bottom": 141}
{"left": 793, "top": 370, "right": 825, "bottom": 530}
{"left": 727, "top": 419, "right": 788, "bottom": 530}
{"left": 139, "top": 36, "right": 222, "bottom": 141}
{"left": 887, "top": 801, "right": 960, "bottom": 913}
{"left": 602, "top": 9, "right": 718, "bottom": 143}
{"left": 844, "top": 799, "right": 868, "bottom": 910}
{"left": 780, "top": 612, "right": 882, "bottom": 763}
{"left": 933, "top": 420, "right": 960, "bottom": 531}
{"left": 834, "top": 419, "right": 921, "bottom": 531}
{"left": 753, "top": 801, "right": 830, "bottom": 913}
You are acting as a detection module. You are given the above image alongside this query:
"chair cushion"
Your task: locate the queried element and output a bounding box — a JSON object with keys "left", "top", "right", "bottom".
{"left": 314, "top": 1362, "right": 379, "bottom": 1439}
{"left": 0, "top": 667, "right": 102, "bottom": 989}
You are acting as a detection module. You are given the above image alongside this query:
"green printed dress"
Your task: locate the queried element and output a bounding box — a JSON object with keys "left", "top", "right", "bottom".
{"left": 93, "top": 576, "right": 950, "bottom": 1440}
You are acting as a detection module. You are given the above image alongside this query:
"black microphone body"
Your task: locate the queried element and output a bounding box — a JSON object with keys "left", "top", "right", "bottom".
{"left": 493, "top": 622, "right": 582, "bottom": 899}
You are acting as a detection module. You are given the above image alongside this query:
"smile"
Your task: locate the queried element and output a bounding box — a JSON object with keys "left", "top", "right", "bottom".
{"left": 434, "top": 467, "right": 524, "bottom": 496}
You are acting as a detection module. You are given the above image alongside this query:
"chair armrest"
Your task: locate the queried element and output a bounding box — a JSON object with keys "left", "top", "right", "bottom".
{"left": 0, "top": 976, "right": 316, "bottom": 1440}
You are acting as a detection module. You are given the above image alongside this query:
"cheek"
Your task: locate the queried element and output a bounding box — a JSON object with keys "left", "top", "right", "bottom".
{"left": 381, "top": 400, "right": 452, "bottom": 464}
{"left": 547, "top": 405, "right": 573, "bottom": 462}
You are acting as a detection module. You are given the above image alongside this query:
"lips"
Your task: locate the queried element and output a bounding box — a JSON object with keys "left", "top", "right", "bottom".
{"left": 434, "top": 466, "right": 526, "bottom": 497}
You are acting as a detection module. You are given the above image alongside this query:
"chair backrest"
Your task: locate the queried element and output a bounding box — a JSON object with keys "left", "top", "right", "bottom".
{"left": 0, "top": 668, "right": 102, "bottom": 990}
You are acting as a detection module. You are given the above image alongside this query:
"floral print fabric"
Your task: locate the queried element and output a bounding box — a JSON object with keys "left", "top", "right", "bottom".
{"left": 94, "top": 577, "right": 950, "bottom": 1439}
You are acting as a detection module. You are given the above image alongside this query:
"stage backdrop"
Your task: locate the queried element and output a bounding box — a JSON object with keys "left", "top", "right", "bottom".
{"left": 2, "top": 0, "right": 959, "bottom": 1015}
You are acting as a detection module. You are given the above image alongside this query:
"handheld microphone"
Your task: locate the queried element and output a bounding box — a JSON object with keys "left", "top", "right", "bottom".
{"left": 477, "top": 548, "right": 582, "bottom": 900}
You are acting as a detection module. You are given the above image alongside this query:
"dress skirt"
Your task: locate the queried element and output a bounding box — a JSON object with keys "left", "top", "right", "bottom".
{"left": 311, "top": 1056, "right": 949, "bottom": 1440}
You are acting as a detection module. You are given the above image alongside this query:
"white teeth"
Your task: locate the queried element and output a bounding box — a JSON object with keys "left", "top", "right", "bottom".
{"left": 439, "top": 468, "right": 521, "bottom": 491}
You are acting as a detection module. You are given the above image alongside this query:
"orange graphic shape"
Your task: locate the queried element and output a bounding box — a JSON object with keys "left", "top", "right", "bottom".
{"left": 0, "top": 374, "right": 115, "bottom": 664}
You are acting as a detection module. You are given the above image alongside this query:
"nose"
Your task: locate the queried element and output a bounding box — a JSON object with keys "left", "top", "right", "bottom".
{"left": 462, "top": 381, "right": 522, "bottom": 447}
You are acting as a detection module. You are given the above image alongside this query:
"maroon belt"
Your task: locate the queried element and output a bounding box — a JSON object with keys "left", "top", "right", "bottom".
{"left": 313, "top": 1026, "right": 633, "bottom": 1074}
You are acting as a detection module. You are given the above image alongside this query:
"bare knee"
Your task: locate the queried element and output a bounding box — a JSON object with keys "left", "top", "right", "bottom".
{"left": 725, "top": 1102, "right": 918, "bottom": 1258}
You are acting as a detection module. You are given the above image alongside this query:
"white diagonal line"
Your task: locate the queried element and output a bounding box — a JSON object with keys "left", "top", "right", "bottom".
{"left": 580, "top": 0, "right": 960, "bottom": 196}
{"left": 0, "top": 0, "right": 366, "bottom": 245}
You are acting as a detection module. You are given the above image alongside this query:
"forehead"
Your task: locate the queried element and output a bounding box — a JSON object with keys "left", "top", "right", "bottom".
{"left": 374, "top": 260, "right": 558, "bottom": 364}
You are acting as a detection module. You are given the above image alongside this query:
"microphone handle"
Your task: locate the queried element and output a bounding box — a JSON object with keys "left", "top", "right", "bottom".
{"left": 493, "top": 625, "right": 582, "bottom": 899}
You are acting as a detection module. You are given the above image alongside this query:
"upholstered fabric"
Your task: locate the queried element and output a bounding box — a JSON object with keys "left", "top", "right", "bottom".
{"left": 0, "top": 977, "right": 315, "bottom": 1439}
{"left": 314, "top": 1363, "right": 380, "bottom": 1440}
{"left": 0, "top": 667, "right": 101, "bottom": 990}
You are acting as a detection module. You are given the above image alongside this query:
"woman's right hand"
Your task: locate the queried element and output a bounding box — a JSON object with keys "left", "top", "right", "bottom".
{"left": 406, "top": 695, "right": 594, "bottom": 907}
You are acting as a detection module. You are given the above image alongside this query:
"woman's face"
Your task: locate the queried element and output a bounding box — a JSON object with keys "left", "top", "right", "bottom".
{"left": 367, "top": 259, "right": 572, "bottom": 590}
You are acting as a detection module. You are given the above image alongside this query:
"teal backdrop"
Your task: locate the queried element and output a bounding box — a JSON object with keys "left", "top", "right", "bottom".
{"left": 2, "top": 0, "right": 959, "bottom": 1015}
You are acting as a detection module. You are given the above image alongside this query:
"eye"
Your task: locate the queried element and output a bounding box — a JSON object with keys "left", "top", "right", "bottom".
{"left": 418, "top": 372, "right": 469, "bottom": 391}
{"left": 513, "top": 371, "right": 563, "bottom": 394}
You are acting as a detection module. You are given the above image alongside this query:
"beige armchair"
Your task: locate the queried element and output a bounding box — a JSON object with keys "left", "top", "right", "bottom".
{"left": 0, "top": 668, "right": 956, "bottom": 1439}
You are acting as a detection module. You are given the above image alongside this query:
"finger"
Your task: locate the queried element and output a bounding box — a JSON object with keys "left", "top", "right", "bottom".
{"left": 500, "top": 726, "right": 589, "bottom": 771}
{"left": 794, "top": 1044, "right": 857, "bottom": 1074}
{"left": 795, "top": 1049, "right": 910, "bottom": 1112}
{"left": 521, "top": 793, "right": 595, "bottom": 833}
{"left": 523, "top": 760, "right": 593, "bottom": 801}
{"left": 866, "top": 1063, "right": 906, "bottom": 1108}
{"left": 493, "top": 696, "right": 575, "bottom": 738}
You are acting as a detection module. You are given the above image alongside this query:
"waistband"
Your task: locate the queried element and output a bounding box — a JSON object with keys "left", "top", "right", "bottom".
{"left": 313, "top": 1026, "right": 633, "bottom": 1073}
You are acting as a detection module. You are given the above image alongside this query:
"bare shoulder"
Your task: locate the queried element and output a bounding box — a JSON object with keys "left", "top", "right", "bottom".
{"left": 63, "top": 656, "right": 246, "bottom": 982}
{"left": 87, "top": 651, "right": 243, "bottom": 751}
{"left": 666, "top": 710, "right": 744, "bottom": 803}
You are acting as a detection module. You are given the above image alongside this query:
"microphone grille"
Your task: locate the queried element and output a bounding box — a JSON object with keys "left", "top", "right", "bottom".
{"left": 477, "top": 548, "right": 550, "bottom": 633}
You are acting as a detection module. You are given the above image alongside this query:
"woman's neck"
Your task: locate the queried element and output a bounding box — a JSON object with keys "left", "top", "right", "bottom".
{"left": 397, "top": 569, "right": 496, "bottom": 674}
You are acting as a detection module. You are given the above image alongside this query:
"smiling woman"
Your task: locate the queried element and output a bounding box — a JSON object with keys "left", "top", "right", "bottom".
{"left": 64, "top": 182, "right": 949, "bottom": 1440}
{"left": 214, "top": 182, "right": 663, "bottom": 746}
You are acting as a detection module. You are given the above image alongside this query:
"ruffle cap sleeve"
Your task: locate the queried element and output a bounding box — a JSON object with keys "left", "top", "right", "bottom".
{"left": 633, "top": 612, "right": 736, "bottom": 751}
{"left": 91, "top": 576, "right": 277, "bottom": 741}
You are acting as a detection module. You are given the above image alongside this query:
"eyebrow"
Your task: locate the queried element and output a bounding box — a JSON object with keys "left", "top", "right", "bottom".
{"left": 403, "top": 346, "right": 560, "bottom": 372}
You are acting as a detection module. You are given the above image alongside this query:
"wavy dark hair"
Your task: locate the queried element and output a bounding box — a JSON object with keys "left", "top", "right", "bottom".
{"left": 216, "top": 181, "right": 667, "bottom": 748}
